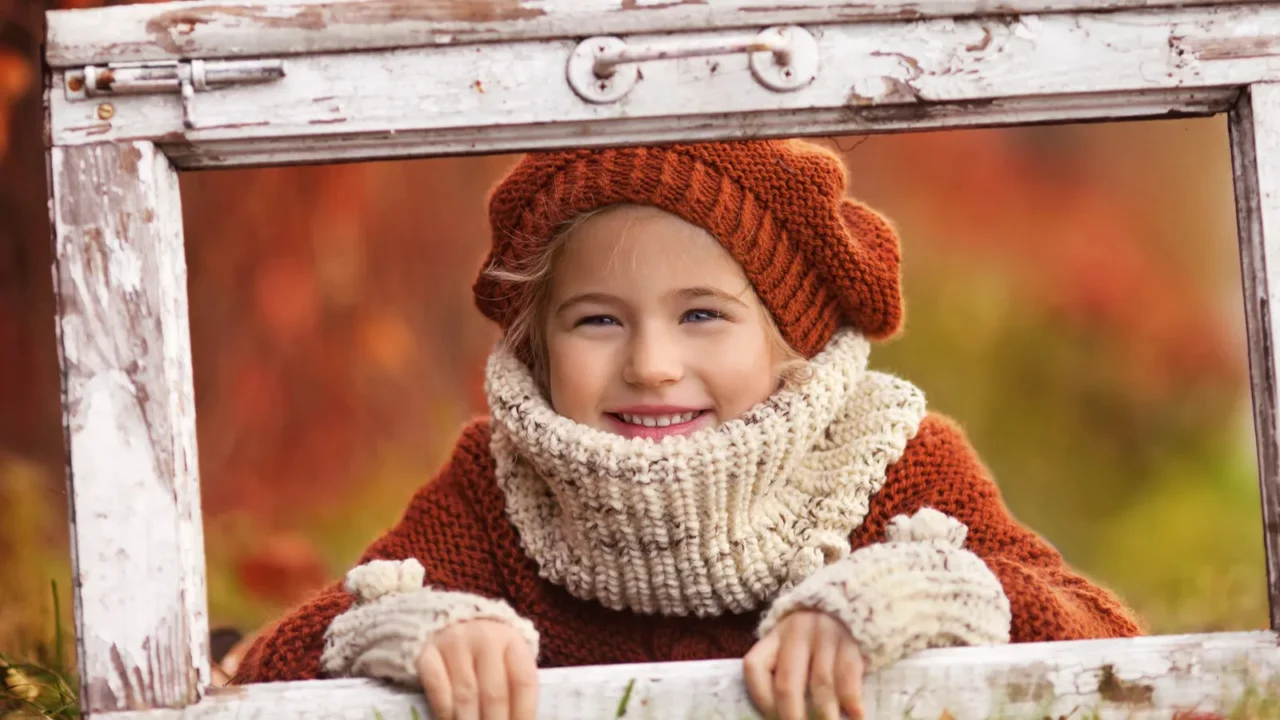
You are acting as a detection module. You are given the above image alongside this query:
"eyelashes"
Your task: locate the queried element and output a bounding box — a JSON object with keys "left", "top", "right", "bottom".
{"left": 574, "top": 315, "right": 619, "bottom": 328}
{"left": 573, "top": 309, "right": 727, "bottom": 328}
{"left": 682, "top": 309, "right": 726, "bottom": 323}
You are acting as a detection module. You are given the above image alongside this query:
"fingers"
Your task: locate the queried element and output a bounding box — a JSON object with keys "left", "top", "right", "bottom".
{"left": 440, "top": 636, "right": 481, "bottom": 720}
{"left": 748, "top": 612, "right": 868, "bottom": 720}
{"left": 835, "top": 640, "right": 866, "bottom": 720}
{"left": 420, "top": 622, "right": 539, "bottom": 720}
{"left": 774, "top": 617, "right": 813, "bottom": 720}
{"left": 744, "top": 630, "right": 780, "bottom": 719}
{"left": 475, "top": 638, "right": 511, "bottom": 720}
{"left": 807, "top": 622, "right": 840, "bottom": 720}
{"left": 506, "top": 640, "right": 539, "bottom": 720}
{"left": 418, "top": 644, "right": 454, "bottom": 720}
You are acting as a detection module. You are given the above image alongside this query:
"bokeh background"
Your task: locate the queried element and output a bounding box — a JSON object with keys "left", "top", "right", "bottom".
{"left": 0, "top": 0, "right": 1266, "bottom": 684}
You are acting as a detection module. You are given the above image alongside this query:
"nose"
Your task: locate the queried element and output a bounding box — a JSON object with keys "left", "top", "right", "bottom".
{"left": 622, "top": 329, "right": 683, "bottom": 388}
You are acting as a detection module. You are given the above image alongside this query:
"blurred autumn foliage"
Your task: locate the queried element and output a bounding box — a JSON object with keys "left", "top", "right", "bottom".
{"left": 0, "top": 0, "right": 1265, "bottom": 682}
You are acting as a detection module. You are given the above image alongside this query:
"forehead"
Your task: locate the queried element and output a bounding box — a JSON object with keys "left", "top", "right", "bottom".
{"left": 552, "top": 205, "right": 748, "bottom": 289}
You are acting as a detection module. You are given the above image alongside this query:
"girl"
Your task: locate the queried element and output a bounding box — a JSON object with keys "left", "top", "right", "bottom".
{"left": 233, "top": 140, "right": 1142, "bottom": 720}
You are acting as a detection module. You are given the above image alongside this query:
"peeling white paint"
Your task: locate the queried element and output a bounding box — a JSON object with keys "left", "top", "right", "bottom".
{"left": 40, "top": 2, "right": 1280, "bottom": 718}
{"left": 49, "top": 142, "right": 208, "bottom": 713}
{"left": 97, "top": 632, "right": 1280, "bottom": 719}
{"left": 42, "top": 0, "right": 1260, "bottom": 68}
{"left": 47, "top": 5, "right": 1280, "bottom": 158}
{"left": 72, "top": 387, "right": 178, "bottom": 696}
{"left": 1231, "top": 82, "right": 1280, "bottom": 633}
{"left": 109, "top": 239, "right": 145, "bottom": 293}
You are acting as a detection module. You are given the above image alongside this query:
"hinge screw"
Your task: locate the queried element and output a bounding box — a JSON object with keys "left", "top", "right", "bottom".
{"left": 96, "top": 103, "right": 115, "bottom": 120}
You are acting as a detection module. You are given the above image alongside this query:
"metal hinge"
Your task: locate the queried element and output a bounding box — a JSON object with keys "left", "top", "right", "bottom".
{"left": 65, "top": 59, "right": 286, "bottom": 129}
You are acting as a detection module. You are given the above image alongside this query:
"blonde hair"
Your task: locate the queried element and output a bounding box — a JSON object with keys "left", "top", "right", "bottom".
{"left": 483, "top": 205, "right": 812, "bottom": 394}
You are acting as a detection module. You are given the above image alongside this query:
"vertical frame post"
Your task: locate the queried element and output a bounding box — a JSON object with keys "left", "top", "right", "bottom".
{"left": 1231, "top": 82, "right": 1280, "bottom": 631}
{"left": 46, "top": 140, "right": 210, "bottom": 711}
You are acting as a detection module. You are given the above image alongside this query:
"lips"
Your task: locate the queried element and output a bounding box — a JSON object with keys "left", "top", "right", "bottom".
{"left": 615, "top": 411, "right": 701, "bottom": 428}
{"left": 604, "top": 407, "right": 711, "bottom": 438}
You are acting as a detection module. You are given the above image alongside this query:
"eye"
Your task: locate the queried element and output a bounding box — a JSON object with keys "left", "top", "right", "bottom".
{"left": 682, "top": 308, "right": 725, "bottom": 323}
{"left": 575, "top": 314, "right": 620, "bottom": 327}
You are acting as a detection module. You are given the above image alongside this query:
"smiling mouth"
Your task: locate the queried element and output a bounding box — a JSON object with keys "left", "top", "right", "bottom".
{"left": 609, "top": 411, "right": 705, "bottom": 428}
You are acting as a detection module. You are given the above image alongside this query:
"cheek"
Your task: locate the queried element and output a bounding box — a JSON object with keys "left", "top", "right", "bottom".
{"left": 546, "top": 336, "right": 611, "bottom": 423}
{"left": 700, "top": 329, "right": 780, "bottom": 415}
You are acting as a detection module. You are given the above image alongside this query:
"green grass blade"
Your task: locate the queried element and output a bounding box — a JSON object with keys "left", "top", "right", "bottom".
{"left": 52, "top": 578, "right": 65, "bottom": 678}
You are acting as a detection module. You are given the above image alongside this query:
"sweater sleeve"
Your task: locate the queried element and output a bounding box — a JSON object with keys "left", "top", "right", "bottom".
{"left": 316, "top": 558, "right": 539, "bottom": 686}
{"left": 232, "top": 420, "right": 516, "bottom": 684}
{"left": 759, "top": 507, "right": 1011, "bottom": 670}
{"left": 855, "top": 413, "right": 1144, "bottom": 643}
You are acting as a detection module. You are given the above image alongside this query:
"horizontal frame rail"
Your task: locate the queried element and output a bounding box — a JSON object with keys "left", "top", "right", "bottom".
{"left": 46, "top": 4, "right": 1280, "bottom": 168}
{"left": 44, "top": 0, "right": 1271, "bottom": 68}
{"left": 107, "top": 632, "right": 1280, "bottom": 719}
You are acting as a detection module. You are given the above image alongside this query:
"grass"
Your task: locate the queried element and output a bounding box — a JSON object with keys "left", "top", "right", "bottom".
{"left": 0, "top": 581, "right": 78, "bottom": 719}
{"left": 615, "top": 678, "right": 636, "bottom": 718}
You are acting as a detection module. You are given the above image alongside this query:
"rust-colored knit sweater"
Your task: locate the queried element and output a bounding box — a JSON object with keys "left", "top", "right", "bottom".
{"left": 234, "top": 413, "right": 1140, "bottom": 683}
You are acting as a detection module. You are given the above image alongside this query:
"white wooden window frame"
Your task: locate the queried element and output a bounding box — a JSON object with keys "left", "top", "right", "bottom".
{"left": 39, "top": 0, "right": 1280, "bottom": 717}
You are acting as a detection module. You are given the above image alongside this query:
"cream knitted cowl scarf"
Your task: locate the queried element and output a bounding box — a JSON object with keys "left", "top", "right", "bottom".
{"left": 485, "top": 329, "right": 930, "bottom": 618}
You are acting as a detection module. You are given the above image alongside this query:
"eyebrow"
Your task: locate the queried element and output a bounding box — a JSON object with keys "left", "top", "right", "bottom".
{"left": 555, "top": 286, "right": 748, "bottom": 316}
{"left": 673, "top": 286, "right": 750, "bottom": 308}
{"left": 554, "top": 292, "right": 619, "bottom": 316}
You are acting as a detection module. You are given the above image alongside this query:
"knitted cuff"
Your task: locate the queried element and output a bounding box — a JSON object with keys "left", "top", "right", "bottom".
{"left": 320, "top": 559, "right": 540, "bottom": 686}
{"left": 759, "top": 508, "right": 1012, "bottom": 671}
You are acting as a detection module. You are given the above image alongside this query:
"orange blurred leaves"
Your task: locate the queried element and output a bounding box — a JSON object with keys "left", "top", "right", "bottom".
{"left": 234, "top": 532, "right": 329, "bottom": 606}
{"left": 357, "top": 312, "right": 417, "bottom": 376}
{"left": 0, "top": 48, "right": 32, "bottom": 160}
{"left": 255, "top": 256, "right": 322, "bottom": 341}
{"left": 843, "top": 128, "right": 1243, "bottom": 402}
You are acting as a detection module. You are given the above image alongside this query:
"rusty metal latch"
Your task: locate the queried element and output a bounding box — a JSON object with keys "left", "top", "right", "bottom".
{"left": 65, "top": 59, "right": 287, "bottom": 130}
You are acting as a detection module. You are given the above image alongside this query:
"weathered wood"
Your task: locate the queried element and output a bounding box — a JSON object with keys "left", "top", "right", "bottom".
{"left": 1231, "top": 82, "right": 1280, "bottom": 631}
{"left": 47, "top": 140, "right": 210, "bottom": 712}
{"left": 43, "top": 0, "right": 1269, "bottom": 68}
{"left": 169, "top": 88, "right": 1231, "bottom": 169}
{"left": 39, "top": 2, "right": 1280, "bottom": 719}
{"left": 45, "top": 4, "right": 1278, "bottom": 158}
{"left": 104, "top": 632, "right": 1280, "bottom": 719}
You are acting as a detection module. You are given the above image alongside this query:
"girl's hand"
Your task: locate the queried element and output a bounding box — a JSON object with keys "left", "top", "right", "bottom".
{"left": 415, "top": 619, "right": 539, "bottom": 720}
{"left": 744, "top": 610, "right": 866, "bottom": 720}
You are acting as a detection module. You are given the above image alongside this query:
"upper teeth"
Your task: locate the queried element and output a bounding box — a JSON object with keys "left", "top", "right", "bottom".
{"left": 618, "top": 412, "right": 699, "bottom": 427}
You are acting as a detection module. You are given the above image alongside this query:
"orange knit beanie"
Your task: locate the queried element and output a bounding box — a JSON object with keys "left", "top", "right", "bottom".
{"left": 474, "top": 139, "right": 903, "bottom": 358}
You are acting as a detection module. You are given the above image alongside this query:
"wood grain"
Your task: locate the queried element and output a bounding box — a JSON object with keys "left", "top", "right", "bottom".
{"left": 1230, "top": 82, "right": 1280, "bottom": 631}
{"left": 45, "top": 5, "right": 1280, "bottom": 161}
{"left": 107, "top": 631, "right": 1280, "bottom": 719}
{"left": 47, "top": 140, "right": 210, "bottom": 712}
{"left": 44, "top": 0, "right": 1271, "bottom": 68}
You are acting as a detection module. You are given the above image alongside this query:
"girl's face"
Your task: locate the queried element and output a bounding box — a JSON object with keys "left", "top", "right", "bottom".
{"left": 544, "top": 205, "right": 784, "bottom": 440}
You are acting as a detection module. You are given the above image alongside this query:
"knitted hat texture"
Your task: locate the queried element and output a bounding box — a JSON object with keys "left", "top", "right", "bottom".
{"left": 474, "top": 139, "right": 903, "bottom": 358}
